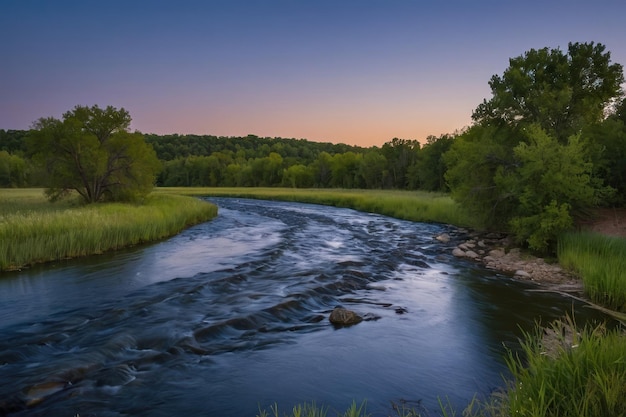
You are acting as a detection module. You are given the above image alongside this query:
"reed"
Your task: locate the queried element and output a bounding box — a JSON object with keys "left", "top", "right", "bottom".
{"left": 156, "top": 187, "right": 476, "bottom": 228}
{"left": 558, "top": 231, "right": 626, "bottom": 312}
{"left": 470, "top": 317, "right": 626, "bottom": 417}
{"left": 0, "top": 189, "right": 217, "bottom": 271}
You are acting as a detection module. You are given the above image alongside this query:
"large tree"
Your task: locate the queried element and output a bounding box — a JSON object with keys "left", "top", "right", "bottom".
{"left": 445, "top": 42, "right": 624, "bottom": 251}
{"left": 472, "top": 42, "right": 624, "bottom": 142}
{"left": 28, "top": 105, "right": 161, "bottom": 203}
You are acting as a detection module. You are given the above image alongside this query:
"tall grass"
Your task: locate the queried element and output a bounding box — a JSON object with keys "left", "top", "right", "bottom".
{"left": 0, "top": 189, "right": 217, "bottom": 271}
{"left": 558, "top": 231, "right": 626, "bottom": 312}
{"left": 156, "top": 187, "right": 476, "bottom": 228}
{"left": 468, "top": 317, "right": 626, "bottom": 417}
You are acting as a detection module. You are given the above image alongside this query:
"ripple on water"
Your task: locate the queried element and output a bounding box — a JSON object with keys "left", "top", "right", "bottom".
{"left": 0, "top": 198, "right": 613, "bottom": 417}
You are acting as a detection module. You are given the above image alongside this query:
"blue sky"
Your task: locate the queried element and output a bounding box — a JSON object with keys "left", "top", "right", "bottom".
{"left": 2, "top": 0, "right": 625, "bottom": 147}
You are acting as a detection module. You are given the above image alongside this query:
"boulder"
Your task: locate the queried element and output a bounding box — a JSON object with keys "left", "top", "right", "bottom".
{"left": 329, "top": 307, "right": 363, "bottom": 326}
{"left": 452, "top": 248, "right": 465, "bottom": 257}
{"left": 435, "top": 233, "right": 450, "bottom": 243}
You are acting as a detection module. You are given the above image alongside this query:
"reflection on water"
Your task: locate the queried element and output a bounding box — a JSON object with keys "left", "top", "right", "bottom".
{"left": 0, "top": 198, "right": 608, "bottom": 416}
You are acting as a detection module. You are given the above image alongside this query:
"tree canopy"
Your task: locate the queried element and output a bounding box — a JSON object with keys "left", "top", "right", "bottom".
{"left": 472, "top": 42, "right": 624, "bottom": 142}
{"left": 446, "top": 42, "right": 624, "bottom": 252}
{"left": 27, "top": 105, "right": 160, "bottom": 203}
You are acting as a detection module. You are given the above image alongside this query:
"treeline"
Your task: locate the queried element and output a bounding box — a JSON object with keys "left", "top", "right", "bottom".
{"left": 151, "top": 135, "right": 453, "bottom": 190}
{"left": 0, "top": 129, "right": 455, "bottom": 192}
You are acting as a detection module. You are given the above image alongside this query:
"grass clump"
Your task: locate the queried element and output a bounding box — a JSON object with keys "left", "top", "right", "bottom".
{"left": 465, "top": 317, "right": 626, "bottom": 417}
{"left": 256, "top": 400, "right": 373, "bottom": 417}
{"left": 558, "top": 231, "right": 626, "bottom": 312}
{"left": 0, "top": 189, "right": 217, "bottom": 271}
{"left": 156, "top": 187, "right": 476, "bottom": 228}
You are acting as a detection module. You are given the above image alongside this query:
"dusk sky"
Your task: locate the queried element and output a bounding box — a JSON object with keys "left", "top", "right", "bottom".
{"left": 2, "top": 1, "right": 626, "bottom": 147}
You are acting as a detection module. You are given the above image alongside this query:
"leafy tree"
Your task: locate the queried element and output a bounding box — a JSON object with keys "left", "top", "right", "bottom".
{"left": 473, "top": 42, "right": 624, "bottom": 142}
{"left": 27, "top": 105, "right": 161, "bottom": 203}
{"left": 583, "top": 117, "right": 626, "bottom": 205}
{"left": 381, "top": 138, "right": 420, "bottom": 188}
{"left": 359, "top": 151, "right": 387, "bottom": 189}
{"left": 409, "top": 134, "right": 454, "bottom": 191}
{"left": 0, "top": 151, "right": 29, "bottom": 187}
{"left": 282, "top": 164, "right": 314, "bottom": 188}
{"left": 506, "top": 125, "right": 603, "bottom": 251}
{"left": 445, "top": 43, "right": 624, "bottom": 252}
{"left": 444, "top": 125, "right": 518, "bottom": 229}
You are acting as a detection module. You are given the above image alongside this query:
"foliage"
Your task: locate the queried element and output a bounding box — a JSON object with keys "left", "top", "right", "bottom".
{"left": 0, "top": 129, "right": 28, "bottom": 154}
{"left": 444, "top": 125, "right": 517, "bottom": 229}
{"left": 445, "top": 42, "right": 624, "bottom": 252}
{"left": 27, "top": 105, "right": 161, "bottom": 203}
{"left": 559, "top": 231, "right": 626, "bottom": 312}
{"left": 0, "top": 189, "right": 217, "bottom": 271}
{"left": 469, "top": 317, "right": 626, "bottom": 417}
{"left": 0, "top": 151, "right": 29, "bottom": 187}
{"left": 409, "top": 134, "right": 454, "bottom": 192}
{"left": 582, "top": 117, "right": 626, "bottom": 205}
{"left": 472, "top": 42, "right": 624, "bottom": 142}
{"left": 380, "top": 138, "right": 420, "bottom": 188}
{"left": 505, "top": 125, "right": 603, "bottom": 251}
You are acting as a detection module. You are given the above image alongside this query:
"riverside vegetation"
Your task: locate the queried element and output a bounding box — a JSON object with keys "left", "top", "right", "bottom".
{"left": 0, "top": 188, "right": 217, "bottom": 271}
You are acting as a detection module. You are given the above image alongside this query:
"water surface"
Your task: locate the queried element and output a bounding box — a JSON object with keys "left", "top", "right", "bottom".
{"left": 0, "top": 198, "right": 602, "bottom": 416}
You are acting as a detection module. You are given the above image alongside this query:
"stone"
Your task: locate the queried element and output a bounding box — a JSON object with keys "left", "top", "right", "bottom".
{"left": 515, "top": 270, "right": 531, "bottom": 278}
{"left": 435, "top": 233, "right": 450, "bottom": 243}
{"left": 329, "top": 307, "right": 363, "bottom": 326}
{"left": 488, "top": 249, "right": 505, "bottom": 258}
{"left": 452, "top": 248, "right": 465, "bottom": 257}
{"left": 464, "top": 250, "right": 479, "bottom": 259}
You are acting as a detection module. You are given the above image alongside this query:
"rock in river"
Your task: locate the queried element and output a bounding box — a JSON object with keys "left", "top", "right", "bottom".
{"left": 329, "top": 307, "right": 363, "bottom": 326}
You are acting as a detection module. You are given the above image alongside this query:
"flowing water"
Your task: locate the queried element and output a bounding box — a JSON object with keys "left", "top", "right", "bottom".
{"left": 0, "top": 198, "right": 606, "bottom": 416}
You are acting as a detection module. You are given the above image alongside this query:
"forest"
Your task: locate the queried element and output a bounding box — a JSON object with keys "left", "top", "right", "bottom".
{"left": 0, "top": 128, "right": 452, "bottom": 192}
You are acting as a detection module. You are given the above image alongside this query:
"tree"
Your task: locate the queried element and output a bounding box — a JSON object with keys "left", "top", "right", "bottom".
{"left": 505, "top": 125, "right": 603, "bottom": 251}
{"left": 381, "top": 138, "right": 420, "bottom": 188}
{"left": 472, "top": 42, "right": 624, "bottom": 142}
{"left": 409, "top": 134, "right": 454, "bottom": 191}
{"left": 445, "top": 43, "right": 624, "bottom": 251}
{"left": 0, "top": 151, "right": 29, "bottom": 187}
{"left": 27, "top": 105, "right": 161, "bottom": 203}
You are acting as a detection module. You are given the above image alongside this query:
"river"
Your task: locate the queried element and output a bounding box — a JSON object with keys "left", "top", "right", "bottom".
{"left": 0, "top": 198, "right": 604, "bottom": 416}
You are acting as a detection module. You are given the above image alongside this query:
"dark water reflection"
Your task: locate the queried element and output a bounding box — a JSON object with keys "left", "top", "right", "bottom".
{"left": 0, "top": 198, "right": 607, "bottom": 416}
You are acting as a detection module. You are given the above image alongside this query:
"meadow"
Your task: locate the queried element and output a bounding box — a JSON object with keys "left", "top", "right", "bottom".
{"left": 558, "top": 232, "right": 626, "bottom": 313}
{"left": 0, "top": 188, "right": 217, "bottom": 271}
{"left": 155, "top": 187, "right": 476, "bottom": 228}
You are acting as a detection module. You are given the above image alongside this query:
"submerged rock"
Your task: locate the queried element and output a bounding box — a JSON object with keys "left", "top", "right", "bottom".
{"left": 435, "top": 233, "right": 450, "bottom": 243}
{"left": 24, "top": 381, "right": 69, "bottom": 407}
{"left": 329, "top": 307, "right": 363, "bottom": 326}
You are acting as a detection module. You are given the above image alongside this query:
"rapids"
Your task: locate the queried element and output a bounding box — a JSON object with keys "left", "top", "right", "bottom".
{"left": 0, "top": 198, "right": 603, "bottom": 416}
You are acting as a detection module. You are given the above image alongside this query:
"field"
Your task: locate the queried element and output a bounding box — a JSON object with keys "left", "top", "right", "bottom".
{"left": 0, "top": 188, "right": 217, "bottom": 271}
{"left": 155, "top": 187, "right": 476, "bottom": 228}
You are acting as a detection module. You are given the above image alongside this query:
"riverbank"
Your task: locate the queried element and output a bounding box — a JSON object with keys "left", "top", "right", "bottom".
{"left": 0, "top": 189, "right": 218, "bottom": 271}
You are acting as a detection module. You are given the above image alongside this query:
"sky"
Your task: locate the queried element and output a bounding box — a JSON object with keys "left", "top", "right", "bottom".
{"left": 2, "top": 1, "right": 626, "bottom": 148}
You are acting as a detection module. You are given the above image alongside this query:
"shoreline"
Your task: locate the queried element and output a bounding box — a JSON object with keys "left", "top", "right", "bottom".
{"left": 438, "top": 229, "right": 584, "bottom": 293}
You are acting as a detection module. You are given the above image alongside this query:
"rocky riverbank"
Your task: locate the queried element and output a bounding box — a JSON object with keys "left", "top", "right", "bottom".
{"left": 436, "top": 230, "right": 584, "bottom": 294}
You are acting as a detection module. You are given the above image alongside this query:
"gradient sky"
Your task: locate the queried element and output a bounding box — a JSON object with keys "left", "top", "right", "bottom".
{"left": 2, "top": 1, "right": 626, "bottom": 147}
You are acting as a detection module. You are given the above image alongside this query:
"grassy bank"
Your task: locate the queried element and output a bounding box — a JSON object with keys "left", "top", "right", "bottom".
{"left": 558, "top": 232, "right": 626, "bottom": 313}
{"left": 0, "top": 188, "right": 217, "bottom": 271}
{"left": 466, "top": 318, "right": 626, "bottom": 417}
{"left": 156, "top": 187, "right": 476, "bottom": 228}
